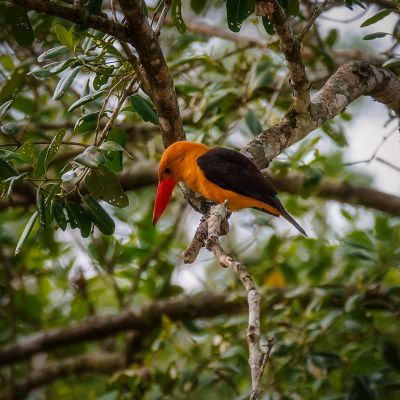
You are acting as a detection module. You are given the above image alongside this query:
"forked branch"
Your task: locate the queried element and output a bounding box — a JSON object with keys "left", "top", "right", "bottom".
{"left": 183, "top": 203, "right": 272, "bottom": 399}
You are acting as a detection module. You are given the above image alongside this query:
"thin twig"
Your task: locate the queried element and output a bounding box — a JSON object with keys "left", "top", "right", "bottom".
{"left": 298, "top": 0, "right": 336, "bottom": 42}
{"left": 376, "top": 157, "right": 400, "bottom": 172}
{"left": 344, "top": 127, "right": 398, "bottom": 166}
{"left": 154, "top": 0, "right": 172, "bottom": 37}
{"left": 96, "top": 77, "right": 138, "bottom": 146}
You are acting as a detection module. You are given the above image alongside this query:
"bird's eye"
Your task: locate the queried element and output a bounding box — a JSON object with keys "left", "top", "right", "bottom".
{"left": 164, "top": 167, "right": 171, "bottom": 175}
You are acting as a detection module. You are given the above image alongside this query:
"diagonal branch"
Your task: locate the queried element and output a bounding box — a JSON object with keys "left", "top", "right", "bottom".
{"left": 2, "top": 162, "right": 400, "bottom": 216}
{"left": 4, "top": 353, "right": 127, "bottom": 399}
{"left": 298, "top": 0, "right": 336, "bottom": 41}
{"left": 256, "top": 0, "right": 310, "bottom": 114}
{"left": 242, "top": 61, "right": 400, "bottom": 169}
{"left": 0, "top": 293, "right": 243, "bottom": 366}
{"left": 117, "top": 0, "right": 184, "bottom": 146}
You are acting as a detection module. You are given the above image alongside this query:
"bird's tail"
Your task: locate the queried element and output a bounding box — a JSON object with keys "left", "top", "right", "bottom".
{"left": 279, "top": 208, "right": 307, "bottom": 237}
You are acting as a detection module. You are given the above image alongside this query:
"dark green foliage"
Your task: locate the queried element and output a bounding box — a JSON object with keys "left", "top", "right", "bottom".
{"left": 0, "top": 2, "right": 399, "bottom": 399}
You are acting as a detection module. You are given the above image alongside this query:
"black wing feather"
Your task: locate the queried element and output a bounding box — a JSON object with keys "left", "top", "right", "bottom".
{"left": 197, "top": 148, "right": 307, "bottom": 236}
{"left": 196, "top": 147, "right": 280, "bottom": 208}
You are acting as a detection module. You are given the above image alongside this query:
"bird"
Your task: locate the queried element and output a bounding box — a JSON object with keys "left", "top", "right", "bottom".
{"left": 153, "top": 141, "right": 307, "bottom": 236}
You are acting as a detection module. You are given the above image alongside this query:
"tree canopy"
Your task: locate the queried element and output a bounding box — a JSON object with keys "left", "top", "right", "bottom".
{"left": 0, "top": 0, "right": 400, "bottom": 399}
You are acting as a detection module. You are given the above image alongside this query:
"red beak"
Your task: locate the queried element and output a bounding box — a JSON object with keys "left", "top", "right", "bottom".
{"left": 153, "top": 178, "right": 177, "bottom": 225}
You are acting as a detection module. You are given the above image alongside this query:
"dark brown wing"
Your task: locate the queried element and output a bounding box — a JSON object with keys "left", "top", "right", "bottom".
{"left": 196, "top": 147, "right": 280, "bottom": 208}
{"left": 197, "top": 147, "right": 307, "bottom": 236}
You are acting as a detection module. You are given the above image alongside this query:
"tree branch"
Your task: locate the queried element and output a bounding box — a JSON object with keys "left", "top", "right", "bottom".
{"left": 0, "top": 286, "right": 397, "bottom": 369}
{"left": 256, "top": 0, "right": 310, "bottom": 113}
{"left": 298, "top": 0, "right": 336, "bottom": 41}
{"left": 242, "top": 61, "right": 400, "bottom": 169}
{"left": 4, "top": 353, "right": 127, "bottom": 399}
{"left": 2, "top": 162, "right": 400, "bottom": 217}
{"left": 183, "top": 203, "right": 268, "bottom": 399}
{"left": 117, "top": 0, "right": 184, "bottom": 146}
{"left": 12, "top": 0, "right": 133, "bottom": 43}
{"left": 0, "top": 293, "right": 243, "bottom": 366}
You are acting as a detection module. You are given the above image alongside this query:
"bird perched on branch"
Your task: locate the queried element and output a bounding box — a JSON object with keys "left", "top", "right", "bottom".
{"left": 153, "top": 141, "right": 307, "bottom": 236}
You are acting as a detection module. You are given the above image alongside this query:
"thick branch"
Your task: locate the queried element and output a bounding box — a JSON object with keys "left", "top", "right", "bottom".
{"left": 117, "top": 0, "right": 184, "bottom": 146}
{"left": 242, "top": 61, "right": 400, "bottom": 168}
{"left": 12, "top": 0, "right": 132, "bottom": 43}
{"left": 2, "top": 162, "right": 400, "bottom": 216}
{"left": 6, "top": 353, "right": 126, "bottom": 398}
{"left": 0, "top": 286, "right": 397, "bottom": 368}
{"left": 0, "top": 293, "right": 243, "bottom": 366}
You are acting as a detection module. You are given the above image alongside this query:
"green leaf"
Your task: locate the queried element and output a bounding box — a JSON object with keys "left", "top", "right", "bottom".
{"left": 66, "top": 201, "right": 79, "bottom": 229}
{"left": 61, "top": 169, "right": 78, "bottom": 182}
{"left": 349, "top": 375, "right": 378, "bottom": 400}
{"left": 88, "top": 0, "right": 103, "bottom": 14}
{"left": 361, "top": 9, "right": 391, "bottom": 27}
{"left": 37, "top": 46, "right": 69, "bottom": 62}
{"left": 53, "top": 66, "right": 81, "bottom": 100}
{"left": 93, "top": 73, "right": 109, "bottom": 90}
{"left": 99, "top": 141, "right": 124, "bottom": 152}
{"left": 226, "top": 0, "right": 255, "bottom": 32}
{"left": 51, "top": 199, "right": 67, "bottom": 231}
{"left": 0, "top": 64, "right": 29, "bottom": 104}
{"left": 363, "top": 32, "right": 390, "bottom": 40}
{"left": 7, "top": 5, "right": 34, "bottom": 48}
{"left": 383, "top": 58, "right": 400, "bottom": 68}
{"left": 287, "top": 0, "right": 299, "bottom": 16}
{"left": 55, "top": 24, "right": 74, "bottom": 48}
{"left": 29, "top": 59, "right": 76, "bottom": 78}
{"left": 68, "top": 90, "right": 105, "bottom": 112}
{"left": 1, "top": 122, "right": 21, "bottom": 135}
{"left": 172, "top": 0, "right": 187, "bottom": 34}
{"left": 325, "top": 29, "right": 338, "bottom": 47}
{"left": 245, "top": 110, "right": 263, "bottom": 135}
{"left": 45, "top": 129, "right": 65, "bottom": 167}
{"left": 36, "top": 189, "right": 46, "bottom": 228}
{"left": 262, "top": 17, "right": 275, "bottom": 35}
{"left": 74, "top": 112, "right": 100, "bottom": 133}
{"left": 33, "top": 148, "right": 48, "bottom": 178}
{"left": 0, "top": 100, "right": 13, "bottom": 118}
{"left": 191, "top": 0, "right": 207, "bottom": 14}
{"left": 345, "top": 293, "right": 365, "bottom": 313}
{"left": 129, "top": 95, "right": 158, "bottom": 124}
{"left": 102, "top": 128, "right": 127, "bottom": 173}
{"left": 16, "top": 142, "right": 36, "bottom": 165}
{"left": 15, "top": 211, "right": 38, "bottom": 255}
{"left": 0, "top": 158, "right": 18, "bottom": 179}
{"left": 83, "top": 194, "right": 115, "bottom": 235}
{"left": 5, "top": 172, "right": 28, "bottom": 199}
{"left": 66, "top": 201, "right": 92, "bottom": 237}
{"left": 74, "top": 146, "right": 106, "bottom": 168}
{"left": 85, "top": 166, "right": 129, "bottom": 208}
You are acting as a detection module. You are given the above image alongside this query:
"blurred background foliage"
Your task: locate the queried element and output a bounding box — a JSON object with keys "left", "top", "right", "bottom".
{"left": 0, "top": 0, "right": 400, "bottom": 399}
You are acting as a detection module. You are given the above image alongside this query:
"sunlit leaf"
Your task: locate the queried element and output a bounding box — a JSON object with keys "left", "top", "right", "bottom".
{"left": 52, "top": 66, "right": 81, "bottom": 100}
{"left": 15, "top": 211, "right": 38, "bottom": 255}
{"left": 55, "top": 24, "right": 74, "bottom": 48}
{"left": 68, "top": 90, "right": 105, "bottom": 112}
